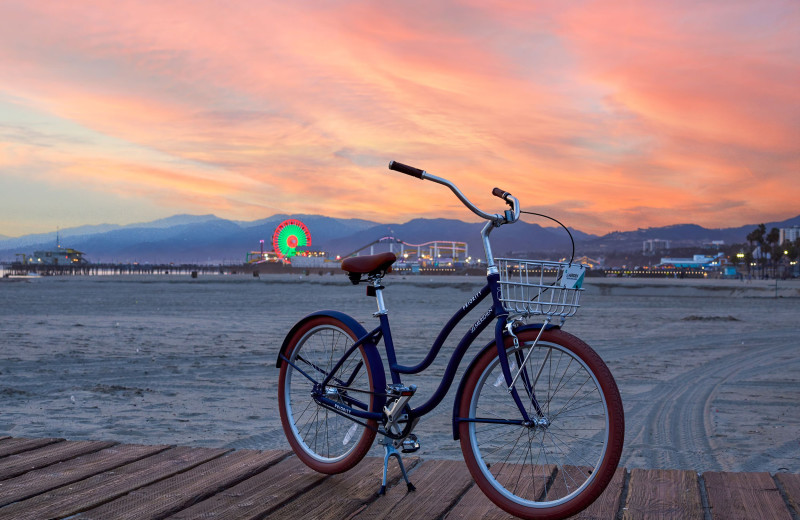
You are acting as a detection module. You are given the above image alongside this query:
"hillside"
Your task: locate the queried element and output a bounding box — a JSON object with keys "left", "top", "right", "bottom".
{"left": 1, "top": 213, "right": 797, "bottom": 264}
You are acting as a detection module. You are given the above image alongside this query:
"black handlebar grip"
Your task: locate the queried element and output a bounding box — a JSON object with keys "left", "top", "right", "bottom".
{"left": 492, "top": 187, "right": 510, "bottom": 200}
{"left": 389, "top": 161, "right": 425, "bottom": 179}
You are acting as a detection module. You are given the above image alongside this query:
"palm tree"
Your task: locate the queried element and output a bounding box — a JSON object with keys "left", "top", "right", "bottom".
{"left": 746, "top": 224, "right": 766, "bottom": 276}
{"left": 766, "top": 227, "right": 780, "bottom": 277}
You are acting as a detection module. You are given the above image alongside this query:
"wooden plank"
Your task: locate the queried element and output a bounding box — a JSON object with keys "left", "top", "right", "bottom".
{"left": 445, "top": 464, "right": 625, "bottom": 520}
{"left": 622, "top": 469, "right": 703, "bottom": 520}
{"left": 75, "top": 449, "right": 287, "bottom": 520}
{"left": 444, "top": 482, "right": 502, "bottom": 519}
{"left": 0, "top": 443, "right": 170, "bottom": 508}
{"left": 0, "top": 445, "right": 229, "bottom": 520}
{"left": 351, "top": 459, "right": 474, "bottom": 520}
{"left": 0, "top": 440, "right": 115, "bottom": 480}
{"left": 0, "top": 438, "right": 63, "bottom": 459}
{"left": 704, "top": 471, "right": 792, "bottom": 520}
{"left": 165, "top": 454, "right": 327, "bottom": 520}
{"left": 445, "top": 464, "right": 555, "bottom": 519}
{"left": 563, "top": 466, "right": 627, "bottom": 520}
{"left": 271, "top": 455, "right": 420, "bottom": 519}
{"left": 775, "top": 473, "right": 800, "bottom": 516}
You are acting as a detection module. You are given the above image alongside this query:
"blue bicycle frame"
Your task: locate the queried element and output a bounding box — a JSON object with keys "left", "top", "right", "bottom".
{"left": 280, "top": 271, "right": 546, "bottom": 433}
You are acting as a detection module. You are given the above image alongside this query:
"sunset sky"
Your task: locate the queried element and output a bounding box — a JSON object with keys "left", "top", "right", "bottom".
{"left": 1, "top": 1, "right": 798, "bottom": 237}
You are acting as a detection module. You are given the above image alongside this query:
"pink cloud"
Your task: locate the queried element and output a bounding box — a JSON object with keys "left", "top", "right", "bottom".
{"left": 0, "top": 0, "right": 797, "bottom": 236}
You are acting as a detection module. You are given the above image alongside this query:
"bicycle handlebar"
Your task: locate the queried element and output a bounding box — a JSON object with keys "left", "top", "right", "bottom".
{"left": 388, "top": 161, "right": 425, "bottom": 179}
{"left": 388, "top": 160, "right": 520, "bottom": 224}
{"left": 492, "top": 187, "right": 509, "bottom": 200}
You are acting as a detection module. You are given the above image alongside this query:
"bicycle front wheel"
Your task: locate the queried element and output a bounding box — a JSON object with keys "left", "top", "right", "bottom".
{"left": 458, "top": 328, "right": 624, "bottom": 519}
{"left": 278, "top": 316, "right": 378, "bottom": 474}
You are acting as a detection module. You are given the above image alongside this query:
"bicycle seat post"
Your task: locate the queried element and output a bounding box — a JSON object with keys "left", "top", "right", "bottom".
{"left": 368, "top": 276, "right": 388, "bottom": 317}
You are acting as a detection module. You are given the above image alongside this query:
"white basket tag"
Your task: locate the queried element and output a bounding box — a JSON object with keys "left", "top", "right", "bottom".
{"left": 561, "top": 264, "right": 585, "bottom": 289}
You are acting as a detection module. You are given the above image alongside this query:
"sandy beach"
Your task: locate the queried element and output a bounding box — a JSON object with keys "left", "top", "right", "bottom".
{"left": 1, "top": 273, "right": 798, "bottom": 475}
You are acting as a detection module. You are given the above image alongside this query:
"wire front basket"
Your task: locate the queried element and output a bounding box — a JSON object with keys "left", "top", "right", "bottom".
{"left": 496, "top": 258, "right": 586, "bottom": 319}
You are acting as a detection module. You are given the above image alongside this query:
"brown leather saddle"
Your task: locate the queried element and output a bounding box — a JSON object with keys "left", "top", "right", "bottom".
{"left": 341, "top": 252, "right": 397, "bottom": 284}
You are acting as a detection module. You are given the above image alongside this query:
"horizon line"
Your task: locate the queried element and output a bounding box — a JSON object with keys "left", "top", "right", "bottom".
{"left": 2, "top": 210, "right": 799, "bottom": 243}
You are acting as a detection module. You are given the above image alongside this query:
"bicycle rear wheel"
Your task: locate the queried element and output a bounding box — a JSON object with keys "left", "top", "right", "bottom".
{"left": 458, "top": 328, "right": 624, "bottom": 519}
{"left": 278, "top": 316, "right": 378, "bottom": 474}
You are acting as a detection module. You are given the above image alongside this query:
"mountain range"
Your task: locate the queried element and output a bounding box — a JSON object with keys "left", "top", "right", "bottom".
{"left": 1, "top": 213, "right": 798, "bottom": 264}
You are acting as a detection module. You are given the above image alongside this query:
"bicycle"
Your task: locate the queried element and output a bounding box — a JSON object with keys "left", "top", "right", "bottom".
{"left": 277, "top": 161, "right": 624, "bottom": 519}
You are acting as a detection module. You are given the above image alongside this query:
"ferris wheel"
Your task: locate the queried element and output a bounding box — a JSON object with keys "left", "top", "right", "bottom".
{"left": 272, "top": 219, "right": 311, "bottom": 262}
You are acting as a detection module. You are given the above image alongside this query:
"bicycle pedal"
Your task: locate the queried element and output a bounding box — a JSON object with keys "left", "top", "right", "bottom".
{"left": 401, "top": 434, "right": 420, "bottom": 453}
{"left": 387, "top": 383, "right": 417, "bottom": 397}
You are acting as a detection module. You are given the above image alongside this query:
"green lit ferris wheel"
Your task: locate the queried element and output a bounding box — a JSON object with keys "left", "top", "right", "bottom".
{"left": 272, "top": 219, "right": 311, "bottom": 262}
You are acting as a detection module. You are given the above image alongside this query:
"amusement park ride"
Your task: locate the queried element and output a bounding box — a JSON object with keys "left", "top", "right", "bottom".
{"left": 246, "top": 219, "right": 470, "bottom": 268}
{"left": 246, "top": 219, "right": 313, "bottom": 264}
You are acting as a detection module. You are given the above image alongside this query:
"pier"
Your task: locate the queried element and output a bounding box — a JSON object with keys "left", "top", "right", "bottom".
{"left": 2, "top": 261, "right": 714, "bottom": 279}
{"left": 0, "top": 261, "right": 482, "bottom": 278}
{"left": 0, "top": 262, "right": 292, "bottom": 277}
{"left": 0, "top": 436, "right": 799, "bottom": 519}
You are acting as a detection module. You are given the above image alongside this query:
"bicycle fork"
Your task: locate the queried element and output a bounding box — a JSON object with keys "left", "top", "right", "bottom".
{"left": 497, "top": 319, "right": 550, "bottom": 423}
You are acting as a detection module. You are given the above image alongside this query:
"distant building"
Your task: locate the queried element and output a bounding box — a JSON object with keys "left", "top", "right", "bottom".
{"left": 290, "top": 254, "right": 330, "bottom": 268}
{"left": 643, "top": 239, "right": 670, "bottom": 254}
{"left": 245, "top": 250, "right": 282, "bottom": 263}
{"left": 780, "top": 226, "right": 800, "bottom": 245}
{"left": 29, "top": 246, "right": 87, "bottom": 265}
{"left": 657, "top": 253, "right": 724, "bottom": 269}
{"left": 562, "top": 255, "right": 604, "bottom": 269}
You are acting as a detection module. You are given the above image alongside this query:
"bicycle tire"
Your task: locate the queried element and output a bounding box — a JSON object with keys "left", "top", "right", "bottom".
{"left": 278, "top": 316, "right": 378, "bottom": 473}
{"left": 458, "top": 328, "right": 624, "bottom": 519}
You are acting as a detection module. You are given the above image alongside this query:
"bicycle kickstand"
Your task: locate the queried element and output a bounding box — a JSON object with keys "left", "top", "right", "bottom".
{"left": 377, "top": 436, "right": 415, "bottom": 496}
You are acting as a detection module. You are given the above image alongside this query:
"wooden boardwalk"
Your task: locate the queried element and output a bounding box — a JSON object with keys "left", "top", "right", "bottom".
{"left": 0, "top": 436, "right": 798, "bottom": 519}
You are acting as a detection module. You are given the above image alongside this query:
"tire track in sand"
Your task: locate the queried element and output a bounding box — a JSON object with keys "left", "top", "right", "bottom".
{"left": 620, "top": 334, "right": 790, "bottom": 472}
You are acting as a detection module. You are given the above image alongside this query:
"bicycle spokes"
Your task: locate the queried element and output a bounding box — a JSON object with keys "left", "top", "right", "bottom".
{"left": 280, "top": 321, "right": 378, "bottom": 469}
{"left": 460, "top": 331, "right": 619, "bottom": 513}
